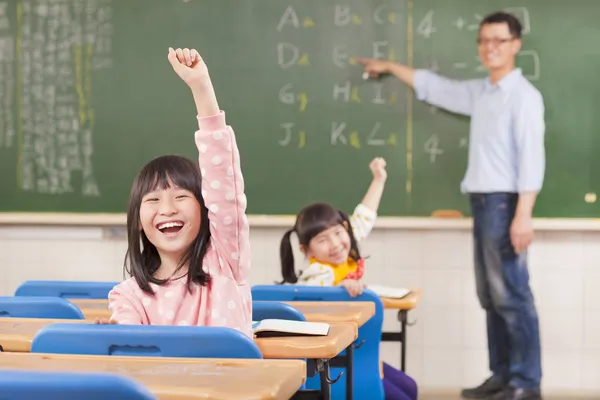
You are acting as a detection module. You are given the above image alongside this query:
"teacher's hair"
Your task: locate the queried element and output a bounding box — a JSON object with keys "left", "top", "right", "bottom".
{"left": 480, "top": 12, "right": 523, "bottom": 39}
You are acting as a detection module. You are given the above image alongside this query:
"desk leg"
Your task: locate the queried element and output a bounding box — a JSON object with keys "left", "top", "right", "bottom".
{"left": 346, "top": 344, "right": 353, "bottom": 400}
{"left": 399, "top": 310, "right": 407, "bottom": 371}
{"left": 319, "top": 361, "right": 332, "bottom": 400}
{"left": 293, "top": 358, "right": 334, "bottom": 400}
{"left": 329, "top": 345, "right": 353, "bottom": 400}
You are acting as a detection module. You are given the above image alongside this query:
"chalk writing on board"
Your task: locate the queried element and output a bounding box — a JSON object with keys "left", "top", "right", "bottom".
{"left": 0, "top": 2, "right": 14, "bottom": 149}
{"left": 279, "top": 122, "right": 293, "bottom": 146}
{"left": 424, "top": 134, "right": 443, "bottom": 163}
{"left": 334, "top": 4, "right": 399, "bottom": 27}
{"left": 373, "top": 41, "right": 388, "bottom": 59}
{"left": 504, "top": 7, "right": 530, "bottom": 34}
{"left": 459, "top": 137, "right": 468, "bottom": 148}
{"left": 467, "top": 14, "right": 483, "bottom": 31}
{"left": 331, "top": 121, "right": 396, "bottom": 148}
{"left": 276, "top": 6, "right": 315, "bottom": 31}
{"left": 279, "top": 83, "right": 308, "bottom": 112}
{"left": 277, "top": 43, "right": 309, "bottom": 69}
{"left": 426, "top": 59, "right": 440, "bottom": 114}
{"left": 277, "top": 6, "right": 300, "bottom": 31}
{"left": 333, "top": 81, "right": 361, "bottom": 103}
{"left": 373, "top": 4, "right": 400, "bottom": 25}
{"left": 372, "top": 83, "right": 385, "bottom": 105}
{"left": 453, "top": 17, "right": 466, "bottom": 30}
{"left": 454, "top": 8, "right": 529, "bottom": 34}
{"left": 17, "top": 0, "right": 113, "bottom": 195}
{"left": 333, "top": 80, "right": 397, "bottom": 106}
{"left": 334, "top": 5, "right": 357, "bottom": 27}
{"left": 416, "top": 10, "right": 435, "bottom": 38}
{"left": 276, "top": 6, "right": 403, "bottom": 150}
{"left": 333, "top": 44, "right": 349, "bottom": 67}
{"left": 367, "top": 122, "right": 385, "bottom": 146}
{"left": 518, "top": 50, "right": 540, "bottom": 80}
{"left": 278, "top": 123, "right": 305, "bottom": 148}
{"left": 331, "top": 122, "right": 347, "bottom": 145}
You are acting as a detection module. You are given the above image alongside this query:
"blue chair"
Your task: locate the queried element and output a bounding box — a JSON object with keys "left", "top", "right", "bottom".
{"left": 31, "top": 323, "right": 263, "bottom": 359}
{"left": 252, "top": 301, "right": 306, "bottom": 322}
{"left": 252, "top": 285, "right": 385, "bottom": 400}
{"left": 0, "top": 297, "right": 84, "bottom": 319}
{"left": 0, "top": 370, "right": 156, "bottom": 400}
{"left": 15, "top": 280, "right": 119, "bottom": 299}
{"left": 252, "top": 300, "right": 308, "bottom": 390}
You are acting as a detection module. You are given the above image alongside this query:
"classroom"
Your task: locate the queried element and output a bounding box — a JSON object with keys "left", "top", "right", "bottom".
{"left": 0, "top": 0, "right": 599, "bottom": 399}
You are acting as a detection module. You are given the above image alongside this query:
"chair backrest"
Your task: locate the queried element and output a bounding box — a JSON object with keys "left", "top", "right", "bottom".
{"left": 15, "top": 280, "right": 119, "bottom": 299}
{"left": 252, "top": 301, "right": 306, "bottom": 322}
{"left": 0, "top": 297, "right": 85, "bottom": 319}
{"left": 31, "top": 323, "right": 263, "bottom": 359}
{"left": 252, "top": 285, "right": 385, "bottom": 400}
{"left": 0, "top": 370, "right": 156, "bottom": 400}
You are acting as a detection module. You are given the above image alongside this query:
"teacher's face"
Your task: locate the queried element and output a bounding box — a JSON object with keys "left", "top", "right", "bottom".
{"left": 477, "top": 22, "right": 521, "bottom": 71}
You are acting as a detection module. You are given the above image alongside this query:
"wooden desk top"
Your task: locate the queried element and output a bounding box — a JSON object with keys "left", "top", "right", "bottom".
{"left": 380, "top": 289, "right": 422, "bottom": 310}
{"left": 74, "top": 300, "right": 378, "bottom": 327}
{"left": 254, "top": 322, "right": 357, "bottom": 360}
{"left": 70, "top": 299, "right": 109, "bottom": 310}
{"left": 286, "top": 301, "right": 375, "bottom": 327}
{"left": 0, "top": 318, "right": 356, "bottom": 361}
{"left": 0, "top": 352, "right": 305, "bottom": 400}
{"left": 0, "top": 318, "right": 87, "bottom": 352}
{"left": 70, "top": 299, "right": 111, "bottom": 320}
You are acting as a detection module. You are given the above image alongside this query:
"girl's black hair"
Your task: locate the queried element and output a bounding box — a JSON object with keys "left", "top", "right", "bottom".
{"left": 125, "top": 155, "right": 211, "bottom": 295}
{"left": 279, "top": 202, "right": 361, "bottom": 284}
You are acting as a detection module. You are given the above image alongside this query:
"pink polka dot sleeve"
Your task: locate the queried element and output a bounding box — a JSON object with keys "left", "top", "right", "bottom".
{"left": 107, "top": 279, "right": 146, "bottom": 324}
{"left": 195, "top": 111, "right": 250, "bottom": 285}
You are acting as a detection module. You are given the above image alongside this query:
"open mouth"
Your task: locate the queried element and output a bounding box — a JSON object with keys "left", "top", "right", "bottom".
{"left": 156, "top": 220, "right": 184, "bottom": 236}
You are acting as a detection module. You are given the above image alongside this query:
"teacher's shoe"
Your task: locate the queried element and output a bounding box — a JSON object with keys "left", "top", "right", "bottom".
{"left": 488, "top": 387, "right": 542, "bottom": 400}
{"left": 461, "top": 376, "right": 507, "bottom": 399}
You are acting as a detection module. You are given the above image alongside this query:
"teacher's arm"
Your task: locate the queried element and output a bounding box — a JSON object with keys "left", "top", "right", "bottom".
{"left": 356, "top": 58, "right": 481, "bottom": 117}
{"left": 511, "top": 90, "right": 546, "bottom": 253}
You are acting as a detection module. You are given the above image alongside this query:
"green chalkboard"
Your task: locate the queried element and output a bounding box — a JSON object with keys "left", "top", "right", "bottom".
{"left": 0, "top": 0, "right": 599, "bottom": 218}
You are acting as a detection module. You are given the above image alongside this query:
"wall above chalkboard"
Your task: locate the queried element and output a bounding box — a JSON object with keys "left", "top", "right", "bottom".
{"left": 0, "top": 0, "right": 599, "bottom": 218}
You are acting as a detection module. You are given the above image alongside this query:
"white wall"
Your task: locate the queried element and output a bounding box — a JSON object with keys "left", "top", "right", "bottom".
{"left": 1, "top": 223, "right": 599, "bottom": 393}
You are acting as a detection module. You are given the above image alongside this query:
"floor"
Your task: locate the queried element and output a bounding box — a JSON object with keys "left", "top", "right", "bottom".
{"left": 419, "top": 391, "right": 600, "bottom": 400}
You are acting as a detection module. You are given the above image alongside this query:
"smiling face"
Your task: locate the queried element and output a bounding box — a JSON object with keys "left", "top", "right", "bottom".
{"left": 126, "top": 155, "right": 207, "bottom": 281}
{"left": 304, "top": 223, "right": 351, "bottom": 265}
{"left": 478, "top": 22, "right": 521, "bottom": 72}
{"left": 139, "top": 183, "right": 202, "bottom": 263}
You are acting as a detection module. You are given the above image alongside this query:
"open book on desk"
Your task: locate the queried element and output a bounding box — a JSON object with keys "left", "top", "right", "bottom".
{"left": 366, "top": 284, "right": 411, "bottom": 299}
{"left": 252, "top": 319, "right": 330, "bottom": 338}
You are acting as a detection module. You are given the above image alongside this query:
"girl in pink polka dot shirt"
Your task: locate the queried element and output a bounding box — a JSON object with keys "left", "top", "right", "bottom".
{"left": 103, "top": 47, "right": 252, "bottom": 338}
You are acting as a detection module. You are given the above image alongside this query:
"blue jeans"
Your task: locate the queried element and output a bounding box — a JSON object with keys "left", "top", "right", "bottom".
{"left": 470, "top": 193, "right": 542, "bottom": 391}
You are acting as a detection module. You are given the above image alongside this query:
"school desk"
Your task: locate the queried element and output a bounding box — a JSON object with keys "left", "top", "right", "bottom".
{"left": 286, "top": 301, "right": 374, "bottom": 400}
{"left": 0, "top": 352, "right": 305, "bottom": 400}
{"left": 0, "top": 318, "right": 88, "bottom": 352}
{"left": 70, "top": 299, "right": 110, "bottom": 320}
{"left": 0, "top": 317, "right": 354, "bottom": 400}
{"left": 286, "top": 301, "right": 375, "bottom": 328}
{"left": 74, "top": 299, "right": 370, "bottom": 400}
{"left": 0, "top": 317, "right": 355, "bottom": 358}
{"left": 380, "top": 289, "right": 423, "bottom": 371}
{"left": 255, "top": 321, "right": 357, "bottom": 400}
{"left": 72, "top": 300, "right": 377, "bottom": 328}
